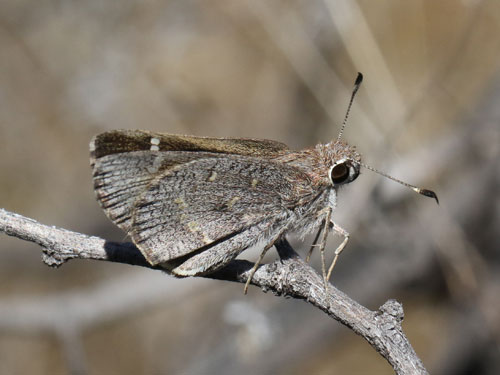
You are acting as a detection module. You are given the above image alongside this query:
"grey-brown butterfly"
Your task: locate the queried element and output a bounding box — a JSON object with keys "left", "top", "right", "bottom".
{"left": 90, "top": 73, "right": 437, "bottom": 293}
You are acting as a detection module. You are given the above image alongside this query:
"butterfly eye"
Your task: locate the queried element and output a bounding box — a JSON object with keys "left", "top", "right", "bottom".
{"left": 330, "top": 162, "right": 350, "bottom": 185}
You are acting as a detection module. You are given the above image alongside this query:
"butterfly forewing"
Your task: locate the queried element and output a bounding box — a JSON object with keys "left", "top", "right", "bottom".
{"left": 91, "top": 130, "right": 289, "bottom": 160}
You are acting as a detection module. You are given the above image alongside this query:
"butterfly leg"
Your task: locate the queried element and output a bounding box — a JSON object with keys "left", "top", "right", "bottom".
{"left": 326, "top": 223, "right": 349, "bottom": 282}
{"left": 317, "top": 208, "right": 333, "bottom": 290}
{"left": 244, "top": 231, "right": 284, "bottom": 294}
{"left": 305, "top": 219, "right": 324, "bottom": 263}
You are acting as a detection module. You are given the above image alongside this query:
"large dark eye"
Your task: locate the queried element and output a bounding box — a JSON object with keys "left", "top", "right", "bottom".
{"left": 330, "top": 163, "right": 350, "bottom": 184}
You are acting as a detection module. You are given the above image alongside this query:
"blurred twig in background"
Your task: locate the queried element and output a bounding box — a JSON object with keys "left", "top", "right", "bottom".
{"left": 0, "top": 0, "right": 499, "bottom": 374}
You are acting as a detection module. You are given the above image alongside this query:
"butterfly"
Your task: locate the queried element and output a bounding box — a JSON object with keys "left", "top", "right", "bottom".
{"left": 90, "top": 74, "right": 437, "bottom": 292}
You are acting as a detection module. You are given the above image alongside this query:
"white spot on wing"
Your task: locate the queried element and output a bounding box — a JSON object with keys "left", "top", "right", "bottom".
{"left": 227, "top": 196, "right": 240, "bottom": 208}
{"left": 202, "top": 233, "right": 213, "bottom": 244}
{"left": 187, "top": 221, "right": 199, "bottom": 232}
{"left": 150, "top": 137, "right": 160, "bottom": 151}
{"left": 186, "top": 220, "right": 213, "bottom": 244}
{"left": 208, "top": 171, "right": 218, "bottom": 182}
{"left": 147, "top": 154, "right": 162, "bottom": 173}
{"left": 174, "top": 197, "right": 188, "bottom": 209}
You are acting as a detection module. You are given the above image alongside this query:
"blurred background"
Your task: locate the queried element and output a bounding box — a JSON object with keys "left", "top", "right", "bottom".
{"left": 0, "top": 0, "right": 499, "bottom": 374}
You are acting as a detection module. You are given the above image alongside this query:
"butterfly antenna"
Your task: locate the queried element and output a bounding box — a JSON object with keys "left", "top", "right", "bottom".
{"left": 337, "top": 72, "right": 363, "bottom": 142}
{"left": 359, "top": 161, "right": 439, "bottom": 204}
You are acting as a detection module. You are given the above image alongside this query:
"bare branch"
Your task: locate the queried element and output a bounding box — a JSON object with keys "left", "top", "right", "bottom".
{"left": 0, "top": 208, "right": 428, "bottom": 375}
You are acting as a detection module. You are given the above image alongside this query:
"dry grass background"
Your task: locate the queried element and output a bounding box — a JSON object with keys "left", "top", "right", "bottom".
{"left": 0, "top": 0, "right": 499, "bottom": 374}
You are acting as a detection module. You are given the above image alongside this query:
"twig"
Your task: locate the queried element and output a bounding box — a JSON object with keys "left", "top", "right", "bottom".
{"left": 0, "top": 208, "right": 428, "bottom": 375}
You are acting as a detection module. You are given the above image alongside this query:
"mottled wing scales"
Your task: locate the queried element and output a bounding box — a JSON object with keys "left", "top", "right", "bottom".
{"left": 90, "top": 131, "right": 303, "bottom": 274}
{"left": 92, "top": 151, "right": 207, "bottom": 231}
{"left": 129, "top": 155, "right": 307, "bottom": 266}
{"left": 164, "top": 219, "right": 275, "bottom": 276}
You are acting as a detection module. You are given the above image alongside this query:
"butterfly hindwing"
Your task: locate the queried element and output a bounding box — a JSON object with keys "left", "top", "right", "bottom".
{"left": 162, "top": 218, "right": 276, "bottom": 276}
{"left": 91, "top": 130, "right": 309, "bottom": 273}
{"left": 129, "top": 154, "right": 310, "bottom": 267}
{"left": 92, "top": 151, "right": 211, "bottom": 232}
{"left": 90, "top": 130, "right": 290, "bottom": 233}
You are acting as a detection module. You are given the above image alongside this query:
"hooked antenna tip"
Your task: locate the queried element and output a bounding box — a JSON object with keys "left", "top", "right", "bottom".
{"left": 355, "top": 72, "right": 363, "bottom": 86}
{"left": 414, "top": 188, "right": 439, "bottom": 205}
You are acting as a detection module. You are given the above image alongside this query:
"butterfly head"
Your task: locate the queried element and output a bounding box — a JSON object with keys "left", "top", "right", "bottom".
{"left": 321, "top": 140, "right": 361, "bottom": 188}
